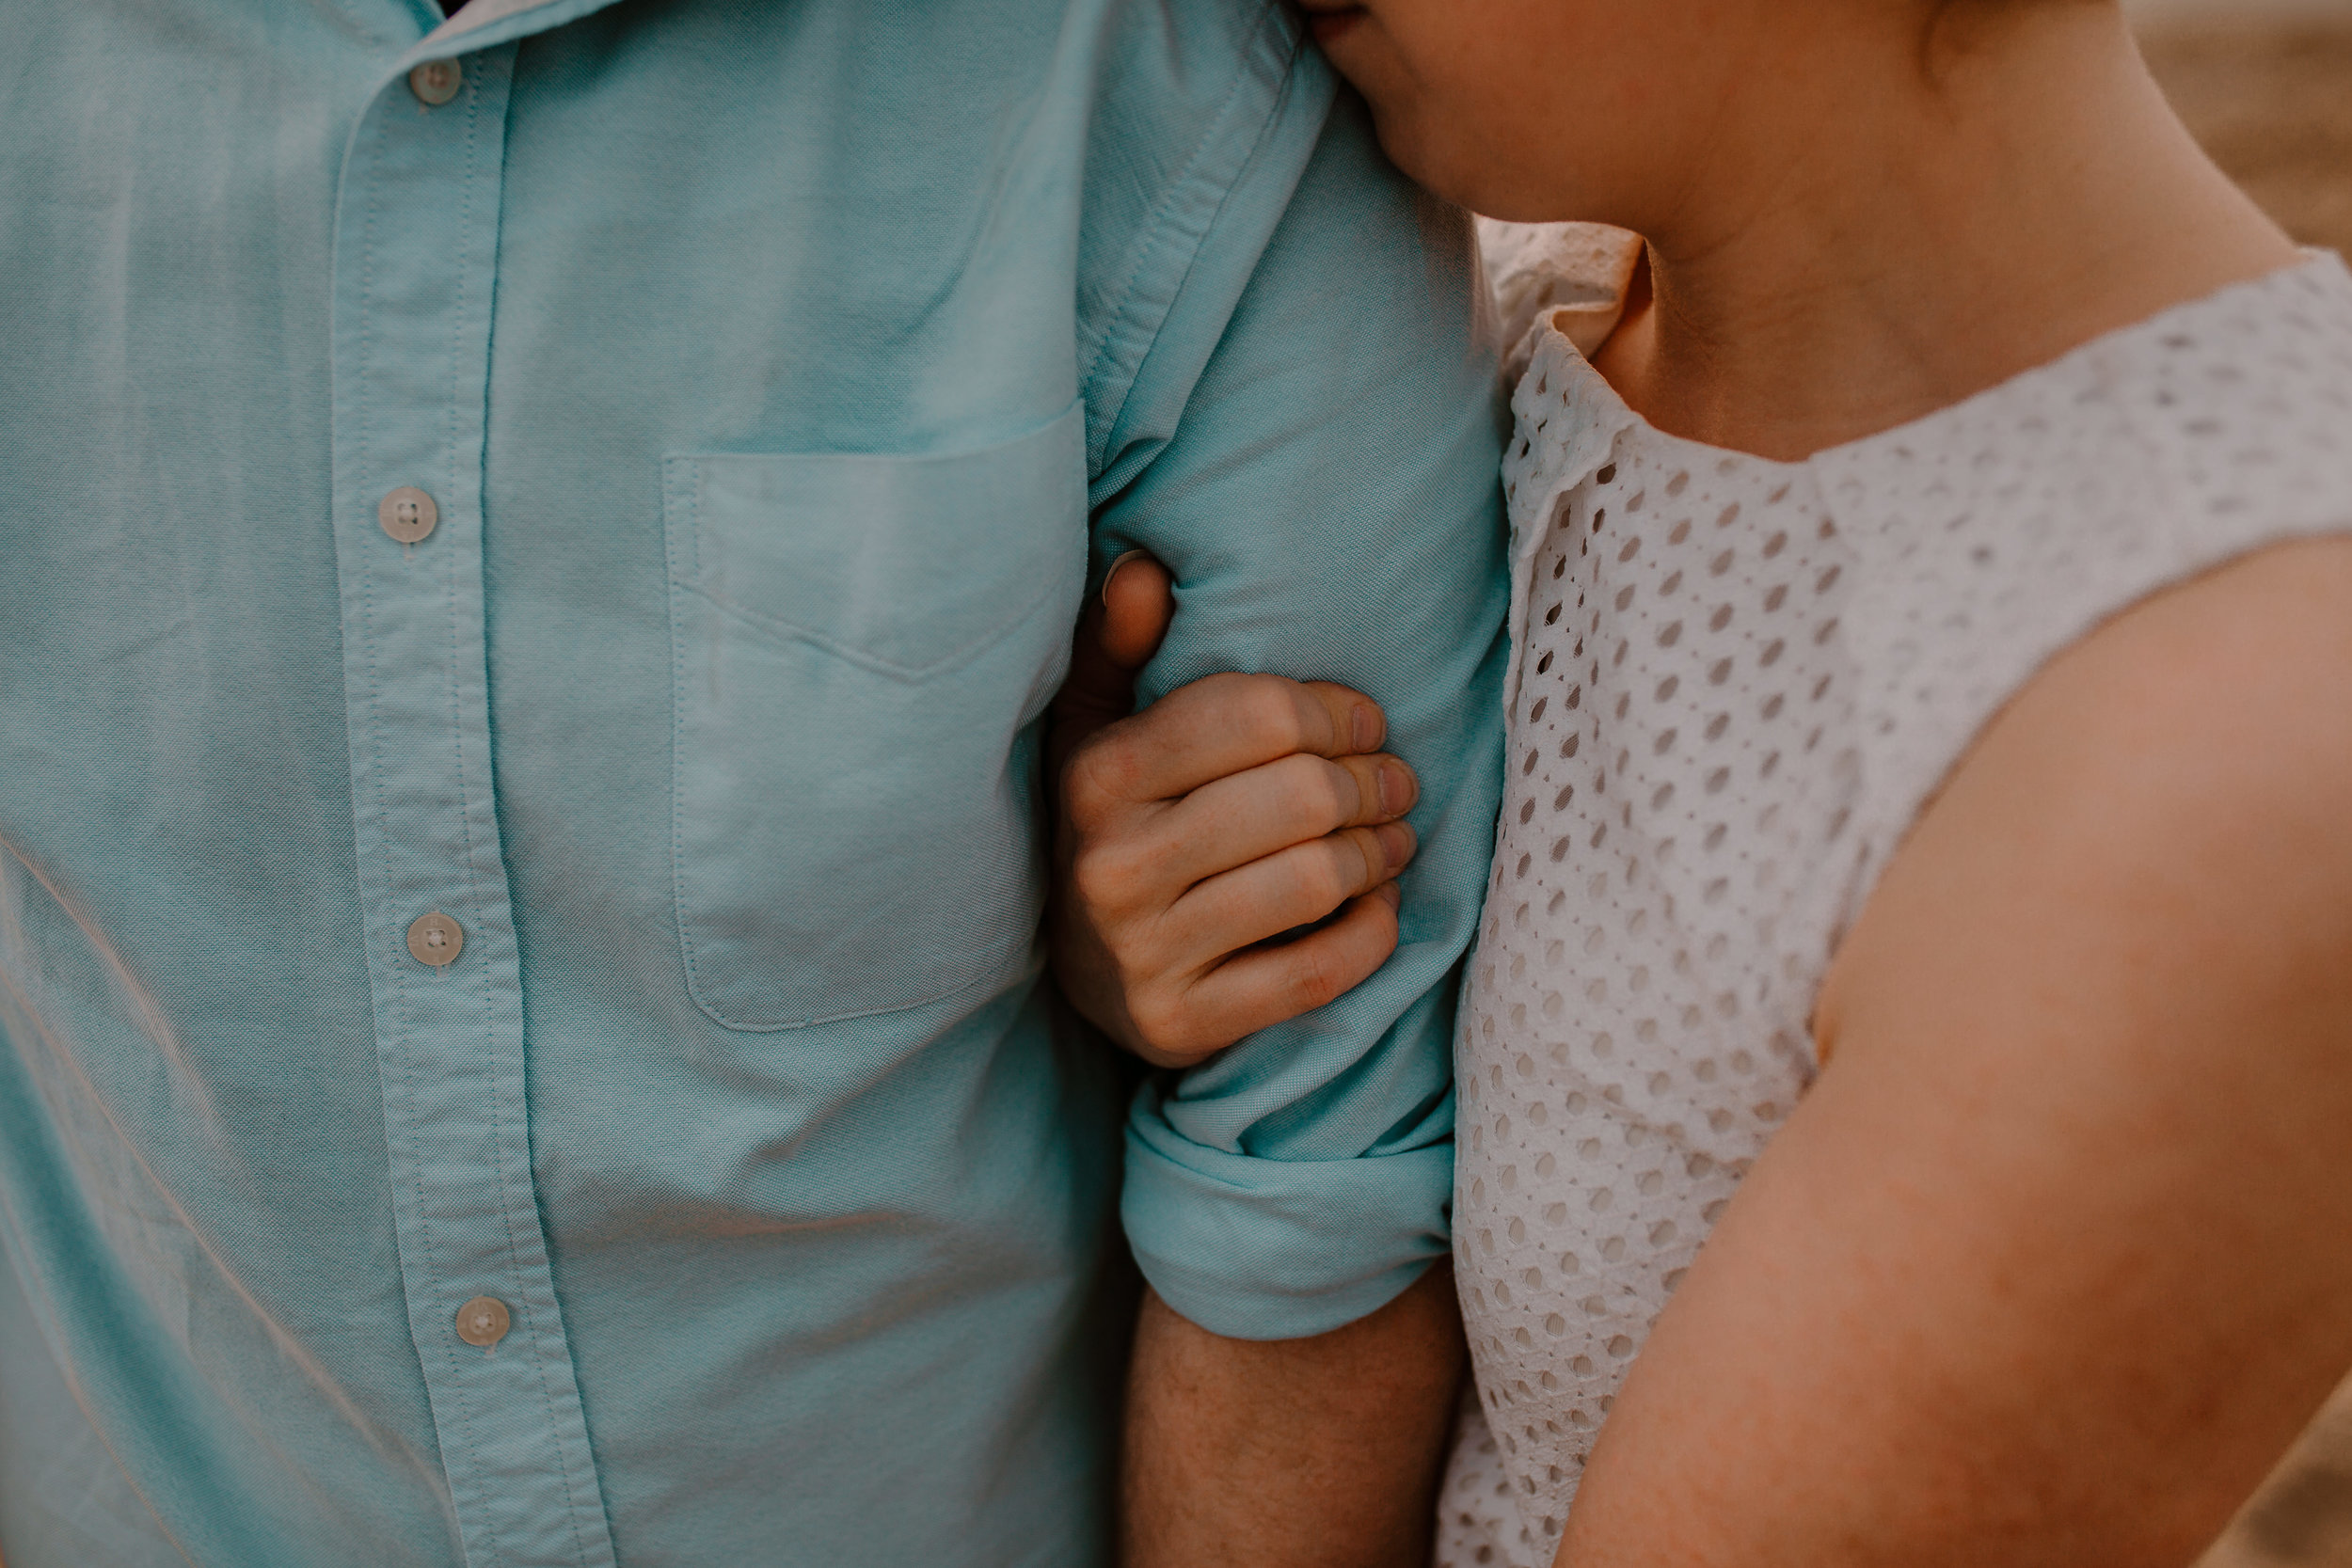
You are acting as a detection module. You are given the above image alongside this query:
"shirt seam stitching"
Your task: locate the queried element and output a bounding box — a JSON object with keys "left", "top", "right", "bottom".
{"left": 1076, "top": 0, "right": 1305, "bottom": 478}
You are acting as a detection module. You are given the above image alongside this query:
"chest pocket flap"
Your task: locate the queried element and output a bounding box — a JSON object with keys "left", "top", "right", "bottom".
{"left": 663, "top": 404, "right": 1087, "bottom": 1031}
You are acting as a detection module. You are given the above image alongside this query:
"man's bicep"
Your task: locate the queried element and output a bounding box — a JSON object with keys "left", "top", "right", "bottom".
{"left": 1095, "top": 90, "right": 1506, "bottom": 713}
{"left": 1096, "top": 88, "right": 1510, "bottom": 1340}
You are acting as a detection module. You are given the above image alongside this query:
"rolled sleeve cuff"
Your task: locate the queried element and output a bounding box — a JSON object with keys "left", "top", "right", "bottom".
{"left": 1121, "top": 1087, "right": 1454, "bottom": 1341}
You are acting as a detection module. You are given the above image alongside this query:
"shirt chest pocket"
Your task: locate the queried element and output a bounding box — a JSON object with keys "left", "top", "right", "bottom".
{"left": 662, "top": 404, "right": 1088, "bottom": 1031}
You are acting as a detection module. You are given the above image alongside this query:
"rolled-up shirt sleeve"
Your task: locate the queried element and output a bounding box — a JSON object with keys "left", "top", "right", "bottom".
{"left": 1086, "top": 56, "right": 1510, "bottom": 1341}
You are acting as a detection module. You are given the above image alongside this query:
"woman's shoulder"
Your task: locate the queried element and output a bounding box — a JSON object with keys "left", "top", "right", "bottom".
{"left": 1811, "top": 254, "right": 2352, "bottom": 861}
{"left": 1820, "top": 532, "right": 2352, "bottom": 1060}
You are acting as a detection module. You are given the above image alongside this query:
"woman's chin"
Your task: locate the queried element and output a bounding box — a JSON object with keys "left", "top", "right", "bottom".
{"left": 1369, "top": 121, "right": 1504, "bottom": 217}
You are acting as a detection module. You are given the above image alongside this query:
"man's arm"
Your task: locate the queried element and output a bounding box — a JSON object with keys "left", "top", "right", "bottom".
{"left": 1073, "top": 40, "right": 1508, "bottom": 1563}
{"left": 1050, "top": 572, "right": 1467, "bottom": 1565}
{"left": 1123, "top": 1268, "right": 1467, "bottom": 1568}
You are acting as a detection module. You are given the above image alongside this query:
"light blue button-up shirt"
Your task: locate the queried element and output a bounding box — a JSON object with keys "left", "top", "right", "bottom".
{"left": 0, "top": 0, "right": 1507, "bottom": 1562}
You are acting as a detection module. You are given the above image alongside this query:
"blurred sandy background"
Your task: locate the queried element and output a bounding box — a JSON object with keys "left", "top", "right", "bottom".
{"left": 2136, "top": 0, "right": 2352, "bottom": 256}
{"left": 2145, "top": 3, "right": 2352, "bottom": 1560}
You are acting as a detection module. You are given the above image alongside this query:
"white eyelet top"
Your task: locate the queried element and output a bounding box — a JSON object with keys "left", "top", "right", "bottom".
{"left": 1439, "top": 231, "right": 2352, "bottom": 1568}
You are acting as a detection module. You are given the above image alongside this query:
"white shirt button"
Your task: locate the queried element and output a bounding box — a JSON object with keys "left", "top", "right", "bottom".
{"left": 379, "top": 486, "right": 438, "bottom": 544}
{"left": 408, "top": 58, "right": 463, "bottom": 107}
{"left": 406, "top": 911, "right": 464, "bottom": 967}
{"left": 455, "top": 1296, "right": 510, "bottom": 1349}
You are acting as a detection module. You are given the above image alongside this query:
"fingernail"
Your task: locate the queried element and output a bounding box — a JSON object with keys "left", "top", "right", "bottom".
{"left": 1378, "top": 822, "right": 1416, "bottom": 872}
{"left": 1101, "top": 549, "right": 1150, "bottom": 608}
{"left": 1375, "top": 880, "right": 1402, "bottom": 911}
{"left": 1378, "top": 762, "right": 1415, "bottom": 816}
{"left": 1351, "top": 703, "right": 1381, "bottom": 753}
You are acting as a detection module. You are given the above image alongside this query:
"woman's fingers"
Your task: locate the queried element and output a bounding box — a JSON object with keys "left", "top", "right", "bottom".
{"left": 1049, "top": 656, "right": 1413, "bottom": 1068}
{"left": 1063, "top": 672, "right": 1388, "bottom": 824}
{"left": 1063, "top": 750, "right": 1417, "bottom": 925}
{"left": 1168, "top": 888, "right": 1406, "bottom": 1059}
{"left": 1162, "top": 819, "right": 1417, "bottom": 968}
{"left": 1046, "top": 552, "right": 1175, "bottom": 784}
{"left": 1144, "top": 749, "right": 1419, "bottom": 891}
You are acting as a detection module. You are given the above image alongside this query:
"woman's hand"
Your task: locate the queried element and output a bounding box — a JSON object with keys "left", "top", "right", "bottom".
{"left": 1045, "top": 555, "right": 1421, "bottom": 1069}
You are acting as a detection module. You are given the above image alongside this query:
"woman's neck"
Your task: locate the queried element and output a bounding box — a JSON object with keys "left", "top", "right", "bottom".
{"left": 1591, "top": 2, "right": 2297, "bottom": 462}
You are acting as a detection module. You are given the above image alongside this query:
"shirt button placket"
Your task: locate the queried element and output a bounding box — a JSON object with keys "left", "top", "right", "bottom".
{"left": 329, "top": 32, "right": 616, "bottom": 1568}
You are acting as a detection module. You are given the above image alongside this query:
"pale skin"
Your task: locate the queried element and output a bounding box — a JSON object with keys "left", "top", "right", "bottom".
{"left": 1054, "top": 0, "right": 2352, "bottom": 1563}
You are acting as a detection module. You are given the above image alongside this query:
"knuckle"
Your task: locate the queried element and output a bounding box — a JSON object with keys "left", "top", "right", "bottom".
{"left": 1060, "top": 747, "right": 1120, "bottom": 823}
{"left": 1311, "top": 757, "right": 1361, "bottom": 824}
{"left": 1337, "top": 757, "right": 1384, "bottom": 821}
{"left": 1126, "top": 991, "right": 1174, "bottom": 1046}
{"left": 1228, "top": 674, "right": 1307, "bottom": 754}
{"left": 1188, "top": 671, "right": 1262, "bottom": 723}
{"left": 1191, "top": 672, "right": 1251, "bottom": 700}
{"left": 1291, "top": 845, "right": 1352, "bottom": 910}
{"left": 1060, "top": 788, "right": 1107, "bottom": 836}
{"left": 1286, "top": 947, "right": 1346, "bottom": 1015}
{"left": 1273, "top": 752, "right": 1351, "bottom": 827}
{"left": 1068, "top": 840, "right": 1143, "bottom": 912}
{"left": 1127, "top": 992, "right": 1206, "bottom": 1064}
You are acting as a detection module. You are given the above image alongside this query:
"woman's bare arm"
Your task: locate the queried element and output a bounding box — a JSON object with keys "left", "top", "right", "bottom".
{"left": 1557, "top": 537, "right": 2352, "bottom": 1567}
